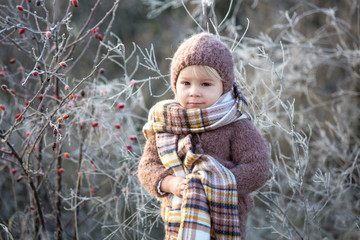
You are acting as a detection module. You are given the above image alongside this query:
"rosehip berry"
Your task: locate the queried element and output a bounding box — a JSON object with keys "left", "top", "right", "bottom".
{"left": 52, "top": 142, "right": 56, "bottom": 151}
{"left": 69, "top": 95, "right": 73, "bottom": 100}
{"left": 129, "top": 135, "right": 137, "bottom": 141}
{"left": 92, "top": 28, "right": 99, "bottom": 35}
{"left": 99, "top": 68, "right": 104, "bottom": 74}
{"left": 25, "top": 132, "right": 30, "bottom": 137}
{"left": 129, "top": 80, "right": 136, "bottom": 86}
{"left": 114, "top": 124, "right": 120, "bottom": 129}
{"left": 12, "top": 169, "right": 17, "bottom": 175}
{"left": 126, "top": 144, "right": 132, "bottom": 152}
{"left": 58, "top": 168, "right": 64, "bottom": 173}
{"left": 117, "top": 103, "right": 125, "bottom": 109}
{"left": 39, "top": 95, "right": 43, "bottom": 100}
{"left": 46, "top": 31, "right": 51, "bottom": 39}
{"left": 1, "top": 84, "right": 8, "bottom": 90}
{"left": 10, "top": 90, "right": 15, "bottom": 95}
{"left": 17, "top": 5, "right": 24, "bottom": 11}
{"left": 33, "top": 70, "right": 39, "bottom": 76}
{"left": 90, "top": 186, "right": 96, "bottom": 194}
{"left": 0, "top": 105, "right": 5, "bottom": 111}
{"left": 0, "top": 72, "right": 4, "bottom": 77}
{"left": 62, "top": 114, "right": 69, "bottom": 119}
{"left": 1, "top": 147, "right": 6, "bottom": 151}
{"left": 19, "top": 28, "right": 26, "bottom": 34}
{"left": 57, "top": 118, "right": 62, "bottom": 123}
{"left": 25, "top": 101, "right": 29, "bottom": 106}
{"left": 10, "top": 58, "right": 16, "bottom": 64}
{"left": 64, "top": 85, "right": 70, "bottom": 91}
{"left": 97, "top": 34, "right": 103, "bottom": 41}
{"left": 64, "top": 152, "right": 69, "bottom": 158}
{"left": 60, "top": 61, "right": 67, "bottom": 67}
{"left": 92, "top": 122, "right": 98, "bottom": 127}
{"left": 15, "top": 114, "right": 21, "bottom": 119}
{"left": 72, "top": 0, "right": 78, "bottom": 7}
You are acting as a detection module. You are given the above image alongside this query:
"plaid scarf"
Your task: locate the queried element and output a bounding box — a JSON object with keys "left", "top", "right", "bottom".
{"left": 143, "top": 83, "right": 250, "bottom": 240}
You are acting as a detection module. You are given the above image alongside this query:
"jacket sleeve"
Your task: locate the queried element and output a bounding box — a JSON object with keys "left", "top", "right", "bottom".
{"left": 137, "top": 134, "right": 172, "bottom": 198}
{"left": 229, "top": 119, "right": 270, "bottom": 195}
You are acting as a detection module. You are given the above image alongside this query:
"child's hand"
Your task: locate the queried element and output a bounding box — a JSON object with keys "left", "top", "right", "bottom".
{"left": 160, "top": 176, "right": 188, "bottom": 198}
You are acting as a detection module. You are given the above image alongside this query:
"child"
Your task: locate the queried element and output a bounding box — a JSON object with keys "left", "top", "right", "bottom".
{"left": 138, "top": 33, "right": 269, "bottom": 240}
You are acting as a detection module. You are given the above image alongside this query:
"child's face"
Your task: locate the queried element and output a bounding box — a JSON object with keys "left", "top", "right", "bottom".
{"left": 175, "top": 65, "right": 223, "bottom": 109}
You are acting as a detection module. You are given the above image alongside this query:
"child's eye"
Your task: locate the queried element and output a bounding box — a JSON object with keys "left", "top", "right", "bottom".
{"left": 182, "top": 81, "right": 190, "bottom": 86}
{"left": 202, "top": 82, "right": 211, "bottom": 87}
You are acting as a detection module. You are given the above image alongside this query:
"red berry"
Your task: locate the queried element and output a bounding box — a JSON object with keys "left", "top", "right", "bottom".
{"left": 52, "top": 142, "right": 56, "bottom": 151}
{"left": 92, "top": 122, "right": 98, "bottom": 127}
{"left": 99, "top": 68, "right": 104, "bottom": 74}
{"left": 39, "top": 95, "right": 43, "bottom": 100}
{"left": 57, "top": 118, "right": 62, "bottom": 123}
{"left": 69, "top": 95, "right": 73, "bottom": 100}
{"left": 126, "top": 144, "right": 132, "bottom": 152}
{"left": 25, "top": 101, "right": 29, "bottom": 106}
{"left": 114, "top": 124, "right": 120, "bottom": 129}
{"left": 12, "top": 169, "right": 17, "bottom": 175}
{"left": 129, "top": 80, "right": 136, "bottom": 86}
{"left": 18, "top": 67, "right": 23, "bottom": 72}
{"left": 64, "top": 152, "right": 69, "bottom": 158}
{"left": 90, "top": 186, "right": 96, "bottom": 194}
{"left": 72, "top": 0, "right": 78, "bottom": 7}
{"left": 0, "top": 72, "right": 4, "bottom": 77}
{"left": 10, "top": 58, "right": 16, "bottom": 64}
{"left": 10, "top": 89, "right": 15, "bottom": 95}
{"left": 17, "top": 5, "right": 24, "bottom": 11}
{"left": 0, "top": 105, "right": 5, "bottom": 111}
{"left": 19, "top": 28, "right": 25, "bottom": 34}
{"left": 64, "top": 85, "right": 70, "bottom": 91}
{"left": 58, "top": 168, "right": 64, "bottom": 173}
{"left": 97, "top": 34, "right": 103, "bottom": 41}
{"left": 129, "top": 135, "right": 137, "bottom": 141}
{"left": 60, "top": 61, "right": 67, "bottom": 68}
{"left": 92, "top": 28, "right": 99, "bottom": 34}
{"left": 33, "top": 71, "right": 39, "bottom": 76}
{"left": 62, "top": 114, "right": 69, "bottom": 119}
{"left": 46, "top": 31, "right": 51, "bottom": 39}
{"left": 15, "top": 114, "right": 21, "bottom": 119}
{"left": 117, "top": 103, "right": 125, "bottom": 109}
{"left": 25, "top": 132, "right": 30, "bottom": 137}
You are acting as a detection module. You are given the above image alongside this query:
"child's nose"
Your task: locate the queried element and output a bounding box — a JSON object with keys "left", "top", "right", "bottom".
{"left": 189, "top": 86, "right": 201, "bottom": 97}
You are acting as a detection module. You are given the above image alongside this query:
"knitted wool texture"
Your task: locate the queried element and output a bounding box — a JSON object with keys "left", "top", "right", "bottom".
{"left": 171, "top": 33, "right": 235, "bottom": 93}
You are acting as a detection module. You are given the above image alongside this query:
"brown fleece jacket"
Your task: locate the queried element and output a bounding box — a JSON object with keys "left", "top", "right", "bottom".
{"left": 137, "top": 119, "right": 270, "bottom": 239}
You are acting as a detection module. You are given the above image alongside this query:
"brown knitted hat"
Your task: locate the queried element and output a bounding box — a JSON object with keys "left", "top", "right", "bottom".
{"left": 170, "top": 33, "right": 234, "bottom": 93}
